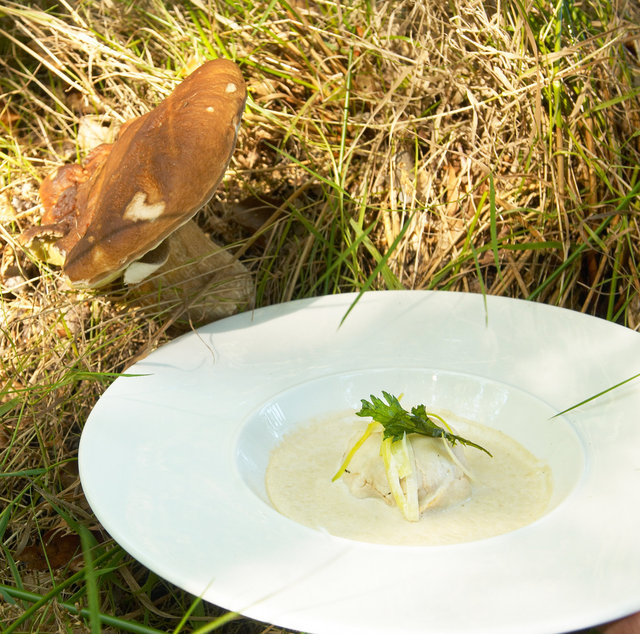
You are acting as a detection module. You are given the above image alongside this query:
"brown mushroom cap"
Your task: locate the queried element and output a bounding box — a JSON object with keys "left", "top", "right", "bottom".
{"left": 60, "top": 59, "right": 247, "bottom": 287}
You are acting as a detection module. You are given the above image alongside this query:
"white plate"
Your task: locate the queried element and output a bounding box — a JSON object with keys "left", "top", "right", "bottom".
{"left": 79, "top": 291, "right": 640, "bottom": 633}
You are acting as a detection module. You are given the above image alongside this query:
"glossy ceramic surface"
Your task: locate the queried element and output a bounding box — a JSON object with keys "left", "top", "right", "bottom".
{"left": 79, "top": 291, "right": 640, "bottom": 633}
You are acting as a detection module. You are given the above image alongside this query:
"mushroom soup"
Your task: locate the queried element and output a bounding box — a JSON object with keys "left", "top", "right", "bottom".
{"left": 265, "top": 410, "right": 552, "bottom": 545}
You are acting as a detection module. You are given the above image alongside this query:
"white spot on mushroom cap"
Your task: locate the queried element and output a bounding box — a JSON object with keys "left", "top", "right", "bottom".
{"left": 225, "top": 82, "right": 237, "bottom": 93}
{"left": 206, "top": 106, "right": 214, "bottom": 112}
{"left": 123, "top": 191, "right": 166, "bottom": 222}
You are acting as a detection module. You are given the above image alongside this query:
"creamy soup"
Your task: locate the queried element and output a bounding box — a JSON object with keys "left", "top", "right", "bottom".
{"left": 265, "top": 410, "right": 552, "bottom": 545}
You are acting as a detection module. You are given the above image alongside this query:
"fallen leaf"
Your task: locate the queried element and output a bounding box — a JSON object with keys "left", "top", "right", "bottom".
{"left": 17, "top": 531, "right": 81, "bottom": 571}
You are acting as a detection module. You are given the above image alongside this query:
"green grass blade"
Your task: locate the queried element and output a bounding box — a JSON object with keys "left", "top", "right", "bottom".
{"left": 1, "top": 548, "right": 117, "bottom": 634}
{"left": 0, "top": 583, "right": 167, "bottom": 634}
{"left": 79, "top": 526, "right": 101, "bottom": 634}
{"left": 552, "top": 372, "right": 640, "bottom": 418}
{"left": 470, "top": 243, "right": 489, "bottom": 326}
{"left": 488, "top": 173, "right": 502, "bottom": 281}
{"left": 339, "top": 213, "right": 413, "bottom": 326}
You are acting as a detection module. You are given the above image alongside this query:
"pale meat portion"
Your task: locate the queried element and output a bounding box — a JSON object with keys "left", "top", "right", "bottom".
{"left": 341, "top": 432, "right": 472, "bottom": 513}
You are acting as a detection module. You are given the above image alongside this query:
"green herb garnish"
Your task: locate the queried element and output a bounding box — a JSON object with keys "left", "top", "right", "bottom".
{"left": 356, "top": 391, "right": 492, "bottom": 456}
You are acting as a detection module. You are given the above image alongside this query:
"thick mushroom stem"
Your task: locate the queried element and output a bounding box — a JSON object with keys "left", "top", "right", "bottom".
{"left": 130, "top": 219, "right": 253, "bottom": 324}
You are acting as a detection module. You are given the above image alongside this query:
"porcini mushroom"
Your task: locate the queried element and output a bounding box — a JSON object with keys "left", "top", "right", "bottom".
{"left": 21, "top": 59, "right": 253, "bottom": 323}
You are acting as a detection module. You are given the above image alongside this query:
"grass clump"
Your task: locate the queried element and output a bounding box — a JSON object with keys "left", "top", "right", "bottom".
{"left": 1, "top": 0, "right": 639, "bottom": 632}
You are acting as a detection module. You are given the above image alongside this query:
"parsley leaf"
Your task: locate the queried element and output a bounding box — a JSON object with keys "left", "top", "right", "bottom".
{"left": 356, "top": 391, "right": 492, "bottom": 457}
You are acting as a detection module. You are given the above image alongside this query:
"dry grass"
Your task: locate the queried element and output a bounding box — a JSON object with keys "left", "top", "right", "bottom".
{"left": 1, "top": 0, "right": 639, "bottom": 631}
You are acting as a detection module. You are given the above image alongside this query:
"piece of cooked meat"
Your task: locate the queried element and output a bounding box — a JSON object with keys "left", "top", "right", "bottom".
{"left": 341, "top": 431, "right": 471, "bottom": 514}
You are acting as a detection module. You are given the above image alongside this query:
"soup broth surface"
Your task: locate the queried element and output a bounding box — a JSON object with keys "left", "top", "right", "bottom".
{"left": 265, "top": 411, "right": 552, "bottom": 545}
